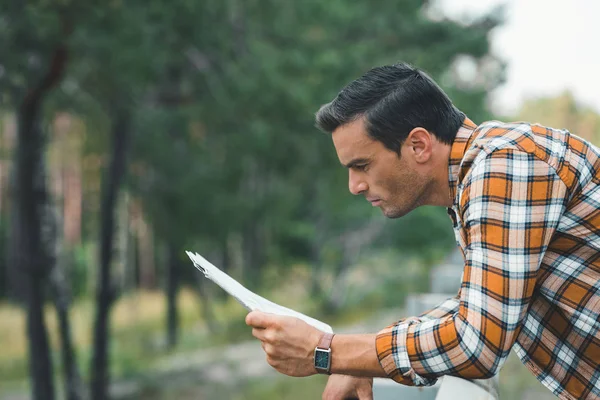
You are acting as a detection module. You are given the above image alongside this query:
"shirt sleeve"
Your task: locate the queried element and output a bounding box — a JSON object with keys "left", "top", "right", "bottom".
{"left": 412, "top": 295, "right": 461, "bottom": 322}
{"left": 375, "top": 149, "right": 568, "bottom": 386}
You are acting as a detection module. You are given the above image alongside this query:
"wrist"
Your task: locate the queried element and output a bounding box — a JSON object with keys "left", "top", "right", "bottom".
{"left": 313, "top": 332, "right": 335, "bottom": 375}
{"left": 328, "top": 334, "right": 388, "bottom": 377}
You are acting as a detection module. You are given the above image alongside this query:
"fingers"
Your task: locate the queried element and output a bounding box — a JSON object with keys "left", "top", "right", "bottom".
{"left": 359, "top": 392, "right": 372, "bottom": 400}
{"left": 322, "top": 375, "right": 372, "bottom": 400}
{"left": 252, "top": 327, "right": 267, "bottom": 341}
{"left": 322, "top": 390, "right": 359, "bottom": 400}
{"left": 245, "top": 310, "right": 276, "bottom": 328}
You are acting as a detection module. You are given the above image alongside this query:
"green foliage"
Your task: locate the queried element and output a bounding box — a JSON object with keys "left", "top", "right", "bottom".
{"left": 69, "top": 242, "right": 96, "bottom": 298}
{"left": 515, "top": 91, "right": 600, "bottom": 145}
{"left": 0, "top": 211, "right": 8, "bottom": 299}
{"left": 123, "top": 0, "right": 504, "bottom": 286}
{"left": 0, "top": 2, "right": 62, "bottom": 103}
{"left": 0, "top": 1, "right": 508, "bottom": 397}
{"left": 380, "top": 206, "right": 457, "bottom": 260}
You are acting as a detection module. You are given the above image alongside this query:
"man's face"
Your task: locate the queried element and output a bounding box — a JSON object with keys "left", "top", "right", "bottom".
{"left": 332, "top": 118, "right": 432, "bottom": 218}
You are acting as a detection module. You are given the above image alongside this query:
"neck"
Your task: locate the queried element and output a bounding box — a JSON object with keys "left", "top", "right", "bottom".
{"left": 424, "top": 143, "right": 453, "bottom": 207}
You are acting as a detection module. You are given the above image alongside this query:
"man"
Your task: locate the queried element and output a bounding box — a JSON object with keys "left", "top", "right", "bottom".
{"left": 245, "top": 63, "right": 600, "bottom": 400}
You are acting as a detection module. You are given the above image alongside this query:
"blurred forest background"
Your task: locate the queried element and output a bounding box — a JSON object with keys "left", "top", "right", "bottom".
{"left": 1, "top": 1, "right": 599, "bottom": 400}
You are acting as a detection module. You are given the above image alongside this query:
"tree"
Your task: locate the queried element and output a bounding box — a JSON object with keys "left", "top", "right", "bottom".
{"left": 130, "top": 0, "right": 505, "bottom": 315}
{"left": 66, "top": 2, "right": 182, "bottom": 397}
{"left": 515, "top": 91, "right": 600, "bottom": 144}
{"left": 0, "top": 3, "right": 74, "bottom": 399}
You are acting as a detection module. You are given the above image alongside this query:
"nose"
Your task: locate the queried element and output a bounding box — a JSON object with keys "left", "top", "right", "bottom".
{"left": 348, "top": 169, "right": 368, "bottom": 195}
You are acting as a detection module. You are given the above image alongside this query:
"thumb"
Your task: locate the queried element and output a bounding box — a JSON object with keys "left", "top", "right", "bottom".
{"left": 245, "top": 310, "right": 274, "bottom": 328}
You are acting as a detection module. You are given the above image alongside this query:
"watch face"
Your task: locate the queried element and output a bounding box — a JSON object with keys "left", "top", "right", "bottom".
{"left": 314, "top": 349, "right": 330, "bottom": 370}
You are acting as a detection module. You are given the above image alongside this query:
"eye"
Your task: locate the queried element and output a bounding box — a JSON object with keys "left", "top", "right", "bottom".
{"left": 354, "top": 164, "right": 368, "bottom": 172}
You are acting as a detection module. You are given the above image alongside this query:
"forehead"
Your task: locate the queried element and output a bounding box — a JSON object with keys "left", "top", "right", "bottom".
{"left": 331, "top": 118, "right": 378, "bottom": 163}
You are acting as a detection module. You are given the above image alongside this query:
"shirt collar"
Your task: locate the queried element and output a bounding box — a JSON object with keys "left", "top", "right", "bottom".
{"left": 448, "top": 116, "right": 477, "bottom": 203}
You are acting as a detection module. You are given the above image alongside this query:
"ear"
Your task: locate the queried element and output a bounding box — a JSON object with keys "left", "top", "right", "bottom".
{"left": 406, "top": 127, "right": 433, "bottom": 164}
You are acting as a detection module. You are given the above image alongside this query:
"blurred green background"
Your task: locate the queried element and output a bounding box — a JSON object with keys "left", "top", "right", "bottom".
{"left": 0, "top": 1, "right": 599, "bottom": 399}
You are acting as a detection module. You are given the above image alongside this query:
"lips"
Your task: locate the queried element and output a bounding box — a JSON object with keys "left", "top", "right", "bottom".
{"left": 368, "top": 199, "right": 382, "bottom": 206}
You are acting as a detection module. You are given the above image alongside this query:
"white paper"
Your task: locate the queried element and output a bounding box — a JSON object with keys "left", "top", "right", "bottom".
{"left": 186, "top": 251, "right": 333, "bottom": 333}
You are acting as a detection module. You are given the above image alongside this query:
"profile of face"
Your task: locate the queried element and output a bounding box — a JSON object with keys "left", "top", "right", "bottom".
{"left": 332, "top": 118, "right": 436, "bottom": 218}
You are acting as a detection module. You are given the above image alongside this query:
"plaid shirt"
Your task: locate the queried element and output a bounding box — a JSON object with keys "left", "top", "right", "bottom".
{"left": 376, "top": 117, "right": 600, "bottom": 399}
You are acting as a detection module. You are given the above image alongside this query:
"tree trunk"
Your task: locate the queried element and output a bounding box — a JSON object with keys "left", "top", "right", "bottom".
{"left": 51, "top": 263, "right": 84, "bottom": 400}
{"left": 91, "top": 110, "right": 131, "bottom": 400}
{"left": 195, "top": 276, "right": 219, "bottom": 334}
{"left": 48, "top": 112, "right": 85, "bottom": 400}
{"left": 166, "top": 242, "right": 179, "bottom": 349}
{"left": 0, "top": 212, "right": 6, "bottom": 300}
{"left": 0, "top": 117, "right": 7, "bottom": 299}
{"left": 12, "top": 87, "right": 56, "bottom": 400}
{"left": 9, "top": 41, "right": 68, "bottom": 400}
{"left": 242, "top": 223, "right": 265, "bottom": 290}
{"left": 309, "top": 214, "right": 327, "bottom": 297}
{"left": 24, "top": 273, "right": 55, "bottom": 400}
{"left": 137, "top": 215, "right": 156, "bottom": 289}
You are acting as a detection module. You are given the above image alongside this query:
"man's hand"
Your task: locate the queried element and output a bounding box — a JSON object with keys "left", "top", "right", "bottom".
{"left": 322, "top": 375, "right": 373, "bottom": 400}
{"left": 245, "top": 311, "right": 323, "bottom": 377}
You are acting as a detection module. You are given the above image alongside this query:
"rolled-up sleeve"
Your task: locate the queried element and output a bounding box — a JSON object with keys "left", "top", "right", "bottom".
{"left": 376, "top": 149, "right": 567, "bottom": 386}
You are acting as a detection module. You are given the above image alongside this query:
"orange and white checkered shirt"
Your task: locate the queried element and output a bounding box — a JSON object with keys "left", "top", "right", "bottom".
{"left": 376, "top": 117, "right": 600, "bottom": 399}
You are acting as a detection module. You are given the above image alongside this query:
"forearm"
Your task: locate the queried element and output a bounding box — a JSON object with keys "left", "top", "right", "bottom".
{"left": 330, "top": 334, "right": 388, "bottom": 377}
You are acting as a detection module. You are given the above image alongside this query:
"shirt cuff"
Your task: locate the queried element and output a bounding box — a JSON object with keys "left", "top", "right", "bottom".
{"left": 375, "top": 318, "right": 438, "bottom": 387}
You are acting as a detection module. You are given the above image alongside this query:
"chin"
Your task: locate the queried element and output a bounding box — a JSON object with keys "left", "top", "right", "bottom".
{"left": 382, "top": 208, "right": 406, "bottom": 219}
{"left": 382, "top": 205, "right": 413, "bottom": 219}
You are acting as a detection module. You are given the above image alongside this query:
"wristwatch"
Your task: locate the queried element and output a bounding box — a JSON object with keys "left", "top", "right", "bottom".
{"left": 314, "top": 333, "right": 335, "bottom": 374}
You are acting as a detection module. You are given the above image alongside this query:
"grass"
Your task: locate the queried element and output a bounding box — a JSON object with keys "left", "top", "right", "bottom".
{"left": 237, "top": 376, "right": 328, "bottom": 400}
{"left": 114, "top": 374, "right": 328, "bottom": 400}
{"left": 0, "top": 253, "right": 429, "bottom": 397}
{"left": 0, "top": 255, "right": 553, "bottom": 399}
{"left": 0, "top": 287, "right": 249, "bottom": 388}
{"left": 0, "top": 261, "right": 346, "bottom": 390}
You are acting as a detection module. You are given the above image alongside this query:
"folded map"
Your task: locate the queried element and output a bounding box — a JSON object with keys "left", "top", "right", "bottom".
{"left": 186, "top": 251, "right": 333, "bottom": 333}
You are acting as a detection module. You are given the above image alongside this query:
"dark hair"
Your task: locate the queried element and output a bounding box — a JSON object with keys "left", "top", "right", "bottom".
{"left": 315, "top": 63, "right": 465, "bottom": 152}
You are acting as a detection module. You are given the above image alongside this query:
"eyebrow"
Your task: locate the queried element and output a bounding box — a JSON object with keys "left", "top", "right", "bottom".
{"left": 343, "top": 158, "right": 370, "bottom": 169}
